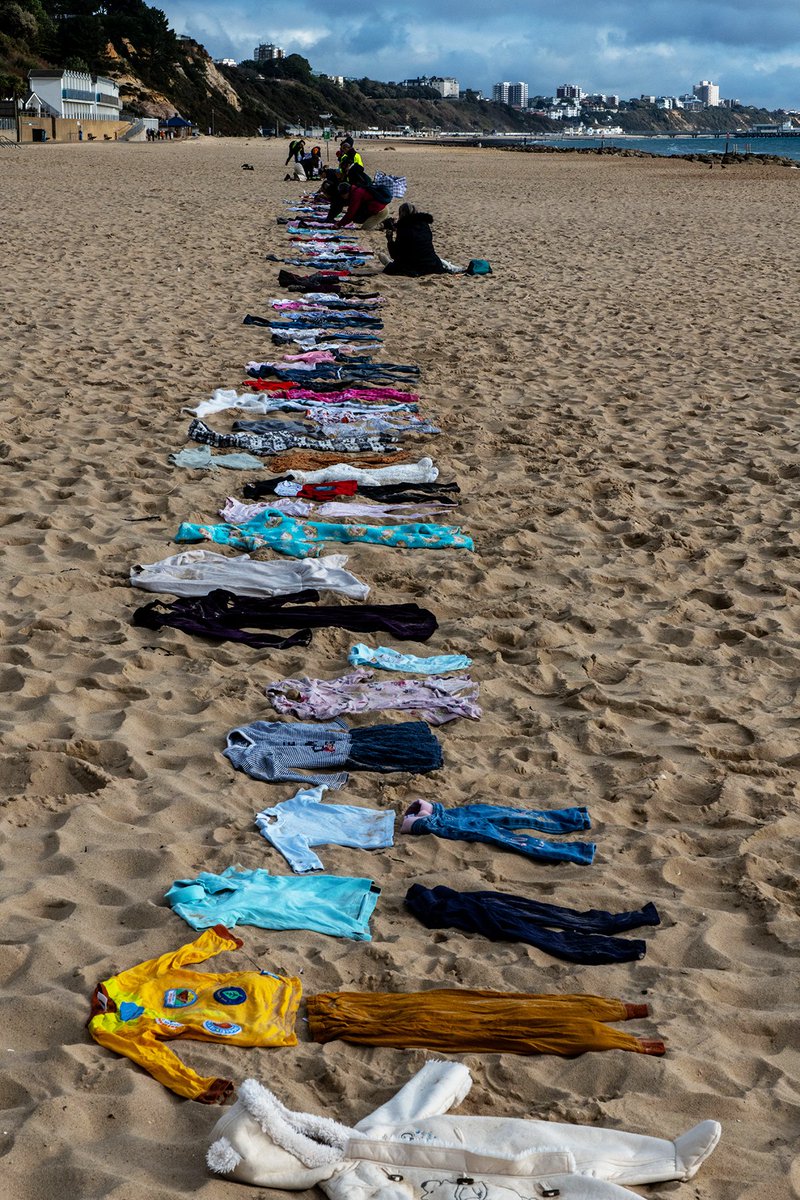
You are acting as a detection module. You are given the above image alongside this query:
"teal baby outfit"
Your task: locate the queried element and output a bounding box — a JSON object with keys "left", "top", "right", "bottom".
{"left": 166, "top": 867, "right": 380, "bottom": 940}
{"left": 349, "top": 643, "right": 473, "bottom": 674}
{"left": 175, "top": 509, "right": 473, "bottom": 558}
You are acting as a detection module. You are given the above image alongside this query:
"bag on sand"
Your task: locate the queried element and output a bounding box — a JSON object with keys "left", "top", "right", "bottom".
{"left": 372, "top": 170, "right": 408, "bottom": 199}
{"left": 367, "top": 178, "right": 394, "bottom": 206}
{"left": 466, "top": 258, "right": 492, "bottom": 275}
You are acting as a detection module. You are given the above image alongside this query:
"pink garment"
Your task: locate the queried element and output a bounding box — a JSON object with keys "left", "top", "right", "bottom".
{"left": 282, "top": 351, "right": 339, "bottom": 364}
{"left": 221, "top": 497, "right": 311, "bottom": 522}
{"left": 220, "top": 498, "right": 456, "bottom": 524}
{"left": 315, "top": 501, "right": 457, "bottom": 521}
{"left": 265, "top": 669, "right": 481, "bottom": 726}
{"left": 288, "top": 387, "right": 420, "bottom": 405}
{"left": 401, "top": 798, "right": 435, "bottom": 832}
{"left": 271, "top": 298, "right": 384, "bottom": 311}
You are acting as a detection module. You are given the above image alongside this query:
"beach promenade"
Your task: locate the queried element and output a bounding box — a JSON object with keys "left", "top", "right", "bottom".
{"left": 0, "top": 136, "right": 798, "bottom": 1199}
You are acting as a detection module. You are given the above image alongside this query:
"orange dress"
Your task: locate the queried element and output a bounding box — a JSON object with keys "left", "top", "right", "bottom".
{"left": 88, "top": 925, "right": 301, "bottom": 1102}
{"left": 307, "top": 988, "right": 664, "bottom": 1057}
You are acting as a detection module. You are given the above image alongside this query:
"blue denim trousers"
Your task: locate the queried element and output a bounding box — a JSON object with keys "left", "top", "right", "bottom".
{"left": 407, "top": 801, "right": 595, "bottom": 865}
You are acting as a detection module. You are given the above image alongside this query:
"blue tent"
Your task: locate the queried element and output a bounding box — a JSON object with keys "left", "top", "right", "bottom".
{"left": 164, "top": 115, "right": 192, "bottom": 128}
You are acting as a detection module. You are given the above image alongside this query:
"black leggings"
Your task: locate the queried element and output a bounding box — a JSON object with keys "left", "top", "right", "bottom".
{"left": 132, "top": 588, "right": 438, "bottom": 649}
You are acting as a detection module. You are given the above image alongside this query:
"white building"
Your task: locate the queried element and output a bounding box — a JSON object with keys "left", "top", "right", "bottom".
{"left": 403, "top": 75, "right": 459, "bottom": 98}
{"left": 492, "top": 81, "right": 511, "bottom": 104}
{"left": 693, "top": 80, "right": 720, "bottom": 107}
{"left": 432, "top": 76, "right": 459, "bottom": 98}
{"left": 27, "top": 69, "right": 121, "bottom": 120}
{"left": 557, "top": 83, "right": 583, "bottom": 100}
{"left": 547, "top": 101, "right": 581, "bottom": 120}
{"left": 509, "top": 82, "right": 528, "bottom": 108}
{"left": 255, "top": 43, "right": 284, "bottom": 62}
{"left": 214, "top": 58, "right": 237, "bottom": 67}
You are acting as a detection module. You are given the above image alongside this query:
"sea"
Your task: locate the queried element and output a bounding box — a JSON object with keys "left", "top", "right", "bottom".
{"left": 524, "top": 134, "right": 800, "bottom": 163}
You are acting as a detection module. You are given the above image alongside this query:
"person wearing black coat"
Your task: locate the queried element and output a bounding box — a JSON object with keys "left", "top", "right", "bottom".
{"left": 381, "top": 203, "right": 446, "bottom": 276}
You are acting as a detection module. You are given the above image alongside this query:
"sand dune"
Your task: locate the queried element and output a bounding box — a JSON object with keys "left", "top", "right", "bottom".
{"left": 1, "top": 136, "right": 798, "bottom": 1199}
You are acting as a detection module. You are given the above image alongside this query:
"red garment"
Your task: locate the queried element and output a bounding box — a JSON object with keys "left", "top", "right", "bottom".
{"left": 240, "top": 380, "right": 297, "bottom": 392}
{"left": 342, "top": 186, "right": 386, "bottom": 226}
{"left": 298, "top": 481, "right": 359, "bottom": 500}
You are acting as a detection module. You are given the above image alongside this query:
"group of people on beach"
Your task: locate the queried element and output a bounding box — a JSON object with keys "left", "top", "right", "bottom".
{"left": 285, "top": 135, "right": 447, "bottom": 277}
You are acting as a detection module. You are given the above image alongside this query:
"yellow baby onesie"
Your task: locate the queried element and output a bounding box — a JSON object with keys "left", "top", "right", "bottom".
{"left": 88, "top": 924, "right": 301, "bottom": 1102}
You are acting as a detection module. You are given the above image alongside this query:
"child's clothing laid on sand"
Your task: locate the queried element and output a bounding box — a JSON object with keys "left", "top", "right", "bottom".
{"left": 255, "top": 783, "right": 394, "bottom": 872}
{"left": 166, "top": 867, "right": 380, "bottom": 940}
{"left": 207, "top": 1060, "right": 721, "bottom": 1198}
{"left": 88, "top": 926, "right": 300, "bottom": 1103}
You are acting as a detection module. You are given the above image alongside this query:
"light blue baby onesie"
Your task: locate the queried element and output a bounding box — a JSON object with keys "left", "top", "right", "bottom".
{"left": 349, "top": 643, "right": 473, "bottom": 674}
{"left": 165, "top": 866, "right": 380, "bottom": 940}
{"left": 255, "top": 784, "right": 395, "bottom": 873}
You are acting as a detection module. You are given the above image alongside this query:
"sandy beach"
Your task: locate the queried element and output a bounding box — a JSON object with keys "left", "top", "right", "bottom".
{"left": 1, "top": 135, "right": 798, "bottom": 1200}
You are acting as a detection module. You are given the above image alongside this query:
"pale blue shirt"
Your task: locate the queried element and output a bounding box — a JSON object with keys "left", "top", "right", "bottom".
{"left": 255, "top": 784, "right": 395, "bottom": 873}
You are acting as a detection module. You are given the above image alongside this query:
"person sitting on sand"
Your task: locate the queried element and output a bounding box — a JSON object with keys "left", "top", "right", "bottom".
{"left": 379, "top": 204, "right": 446, "bottom": 276}
{"left": 335, "top": 180, "right": 389, "bottom": 230}
{"left": 300, "top": 146, "right": 322, "bottom": 180}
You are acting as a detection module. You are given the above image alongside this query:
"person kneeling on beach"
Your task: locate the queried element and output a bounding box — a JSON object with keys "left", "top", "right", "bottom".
{"left": 300, "top": 146, "right": 322, "bottom": 180}
{"left": 379, "top": 203, "right": 446, "bottom": 276}
{"left": 334, "top": 180, "right": 389, "bottom": 231}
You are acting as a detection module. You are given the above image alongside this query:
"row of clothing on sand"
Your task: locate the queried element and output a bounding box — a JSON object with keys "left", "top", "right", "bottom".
{"left": 87, "top": 181, "right": 720, "bottom": 1200}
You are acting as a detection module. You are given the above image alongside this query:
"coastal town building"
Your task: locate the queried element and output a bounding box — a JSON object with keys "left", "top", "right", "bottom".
{"left": 557, "top": 84, "right": 584, "bottom": 100}
{"left": 492, "top": 82, "right": 511, "bottom": 103}
{"left": 508, "top": 82, "right": 528, "bottom": 108}
{"left": 403, "top": 76, "right": 459, "bottom": 98}
{"left": 26, "top": 69, "right": 121, "bottom": 120}
{"left": 543, "top": 100, "right": 581, "bottom": 120}
{"left": 214, "top": 58, "right": 237, "bottom": 67}
{"left": 693, "top": 80, "right": 720, "bottom": 107}
{"left": 255, "top": 43, "right": 284, "bottom": 62}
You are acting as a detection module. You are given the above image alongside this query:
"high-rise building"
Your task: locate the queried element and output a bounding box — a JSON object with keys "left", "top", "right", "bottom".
{"left": 557, "top": 83, "right": 583, "bottom": 100}
{"left": 693, "top": 80, "right": 720, "bottom": 107}
{"left": 508, "top": 82, "right": 528, "bottom": 108}
{"left": 492, "top": 81, "right": 511, "bottom": 104}
{"left": 255, "top": 43, "right": 284, "bottom": 62}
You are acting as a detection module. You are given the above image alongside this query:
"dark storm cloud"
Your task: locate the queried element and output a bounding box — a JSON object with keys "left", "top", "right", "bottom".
{"left": 162, "top": 0, "right": 800, "bottom": 108}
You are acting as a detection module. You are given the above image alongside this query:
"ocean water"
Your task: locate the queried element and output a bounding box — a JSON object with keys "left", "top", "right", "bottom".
{"left": 532, "top": 134, "right": 800, "bottom": 163}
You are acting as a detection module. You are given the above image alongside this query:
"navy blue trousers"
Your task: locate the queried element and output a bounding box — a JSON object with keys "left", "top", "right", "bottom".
{"left": 405, "top": 884, "right": 660, "bottom": 965}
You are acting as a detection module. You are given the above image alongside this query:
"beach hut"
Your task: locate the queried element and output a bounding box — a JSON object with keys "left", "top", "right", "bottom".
{"left": 161, "top": 114, "right": 193, "bottom": 139}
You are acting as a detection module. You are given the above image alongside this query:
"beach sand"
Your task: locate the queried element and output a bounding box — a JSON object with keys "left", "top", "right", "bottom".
{"left": 0, "top": 136, "right": 798, "bottom": 1199}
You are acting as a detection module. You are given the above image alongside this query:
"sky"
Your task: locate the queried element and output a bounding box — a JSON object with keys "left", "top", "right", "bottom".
{"left": 159, "top": 0, "right": 800, "bottom": 110}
